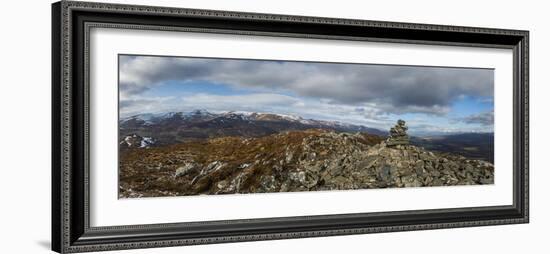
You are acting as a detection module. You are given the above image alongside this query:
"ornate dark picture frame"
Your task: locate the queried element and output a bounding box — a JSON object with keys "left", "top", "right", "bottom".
{"left": 52, "top": 1, "right": 529, "bottom": 253}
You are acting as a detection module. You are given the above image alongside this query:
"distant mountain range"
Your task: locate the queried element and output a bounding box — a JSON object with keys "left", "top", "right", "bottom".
{"left": 119, "top": 110, "right": 494, "bottom": 162}
{"left": 119, "top": 109, "right": 386, "bottom": 145}
{"left": 411, "top": 133, "right": 494, "bottom": 163}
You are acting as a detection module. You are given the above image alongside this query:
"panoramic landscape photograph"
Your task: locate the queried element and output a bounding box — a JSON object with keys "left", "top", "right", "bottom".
{"left": 118, "top": 54, "right": 495, "bottom": 198}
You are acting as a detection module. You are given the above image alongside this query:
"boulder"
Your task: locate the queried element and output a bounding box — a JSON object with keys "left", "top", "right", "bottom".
{"left": 174, "top": 162, "right": 200, "bottom": 177}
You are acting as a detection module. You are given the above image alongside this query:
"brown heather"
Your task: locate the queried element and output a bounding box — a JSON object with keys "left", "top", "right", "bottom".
{"left": 119, "top": 129, "right": 493, "bottom": 198}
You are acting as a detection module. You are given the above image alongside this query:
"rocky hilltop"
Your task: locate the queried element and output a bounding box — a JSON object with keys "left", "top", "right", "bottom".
{"left": 119, "top": 124, "right": 494, "bottom": 198}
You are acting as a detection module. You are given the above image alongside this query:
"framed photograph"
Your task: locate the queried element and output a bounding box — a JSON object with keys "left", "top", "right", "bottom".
{"left": 52, "top": 1, "right": 529, "bottom": 253}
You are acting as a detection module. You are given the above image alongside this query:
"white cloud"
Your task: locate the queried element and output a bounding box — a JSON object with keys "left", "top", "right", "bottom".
{"left": 120, "top": 91, "right": 494, "bottom": 133}
{"left": 119, "top": 96, "right": 177, "bottom": 117}
{"left": 456, "top": 111, "right": 494, "bottom": 126}
{"left": 120, "top": 92, "right": 395, "bottom": 129}
{"left": 181, "top": 93, "right": 300, "bottom": 109}
{"left": 119, "top": 55, "right": 494, "bottom": 116}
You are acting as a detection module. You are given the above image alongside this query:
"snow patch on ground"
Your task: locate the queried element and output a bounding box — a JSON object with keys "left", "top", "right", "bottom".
{"left": 140, "top": 137, "right": 155, "bottom": 148}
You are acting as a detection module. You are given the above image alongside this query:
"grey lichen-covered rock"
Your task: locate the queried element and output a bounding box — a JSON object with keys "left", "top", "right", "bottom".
{"left": 223, "top": 166, "right": 255, "bottom": 193}
{"left": 190, "top": 161, "right": 226, "bottom": 185}
{"left": 174, "top": 162, "right": 200, "bottom": 177}
{"left": 295, "top": 135, "right": 494, "bottom": 190}
{"left": 120, "top": 127, "right": 494, "bottom": 198}
{"left": 259, "top": 175, "right": 278, "bottom": 192}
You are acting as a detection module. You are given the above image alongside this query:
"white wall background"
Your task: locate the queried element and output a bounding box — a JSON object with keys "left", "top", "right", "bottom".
{"left": 0, "top": 0, "right": 546, "bottom": 253}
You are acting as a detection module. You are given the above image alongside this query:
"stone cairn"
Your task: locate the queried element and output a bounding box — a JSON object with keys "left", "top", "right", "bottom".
{"left": 386, "top": 119, "right": 409, "bottom": 146}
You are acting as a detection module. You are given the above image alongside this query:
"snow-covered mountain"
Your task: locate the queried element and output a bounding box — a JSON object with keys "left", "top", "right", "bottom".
{"left": 119, "top": 110, "right": 386, "bottom": 146}
{"left": 119, "top": 134, "right": 155, "bottom": 148}
{"left": 122, "top": 110, "right": 380, "bottom": 130}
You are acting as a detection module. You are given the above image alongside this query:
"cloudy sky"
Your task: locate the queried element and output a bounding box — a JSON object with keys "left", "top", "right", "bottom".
{"left": 119, "top": 55, "right": 494, "bottom": 135}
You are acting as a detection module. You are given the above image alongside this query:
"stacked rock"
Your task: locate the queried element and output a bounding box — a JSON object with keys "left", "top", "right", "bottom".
{"left": 387, "top": 119, "right": 409, "bottom": 146}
